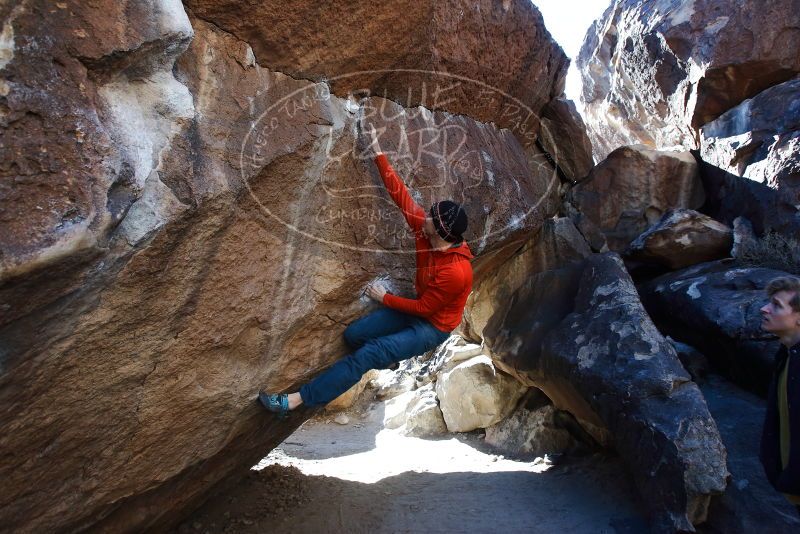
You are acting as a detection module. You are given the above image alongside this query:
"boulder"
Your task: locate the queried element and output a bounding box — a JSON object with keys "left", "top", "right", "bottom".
{"left": 485, "top": 253, "right": 728, "bottom": 531}
{"left": 184, "top": 0, "right": 569, "bottom": 143}
{"left": 578, "top": 0, "right": 800, "bottom": 160}
{"left": 696, "top": 154, "right": 800, "bottom": 239}
{"left": 564, "top": 201, "right": 609, "bottom": 253}
{"left": 371, "top": 368, "right": 418, "bottom": 401}
{"left": 541, "top": 254, "right": 728, "bottom": 531}
{"left": 626, "top": 208, "right": 733, "bottom": 269}
{"left": 436, "top": 355, "right": 526, "bottom": 433}
{"left": 463, "top": 216, "right": 592, "bottom": 342}
{"left": 383, "top": 389, "right": 418, "bottom": 430}
{"left": 484, "top": 402, "right": 575, "bottom": 459}
{"left": 700, "top": 76, "right": 800, "bottom": 221}
{"left": 403, "top": 384, "right": 448, "bottom": 438}
{"left": 0, "top": 4, "right": 564, "bottom": 532}
{"left": 731, "top": 216, "right": 757, "bottom": 259}
{"left": 568, "top": 145, "right": 705, "bottom": 251}
{"left": 419, "top": 335, "right": 484, "bottom": 381}
{"left": 639, "top": 260, "right": 786, "bottom": 396}
{"left": 538, "top": 98, "right": 595, "bottom": 181}
{"left": 382, "top": 384, "right": 449, "bottom": 438}
{"left": 701, "top": 375, "right": 800, "bottom": 533}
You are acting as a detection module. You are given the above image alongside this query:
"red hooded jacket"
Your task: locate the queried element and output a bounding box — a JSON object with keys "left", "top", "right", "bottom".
{"left": 374, "top": 154, "right": 474, "bottom": 333}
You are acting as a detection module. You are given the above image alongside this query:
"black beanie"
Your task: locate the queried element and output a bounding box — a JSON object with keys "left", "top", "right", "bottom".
{"left": 430, "top": 200, "right": 468, "bottom": 243}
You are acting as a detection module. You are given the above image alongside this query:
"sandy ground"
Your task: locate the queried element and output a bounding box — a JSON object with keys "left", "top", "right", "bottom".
{"left": 177, "top": 399, "right": 649, "bottom": 533}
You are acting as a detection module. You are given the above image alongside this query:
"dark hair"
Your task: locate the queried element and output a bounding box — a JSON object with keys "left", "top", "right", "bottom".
{"left": 429, "top": 200, "right": 468, "bottom": 243}
{"left": 767, "top": 276, "right": 800, "bottom": 313}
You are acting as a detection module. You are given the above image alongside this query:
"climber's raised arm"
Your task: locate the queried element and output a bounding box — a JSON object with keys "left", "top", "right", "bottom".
{"left": 367, "top": 124, "right": 426, "bottom": 233}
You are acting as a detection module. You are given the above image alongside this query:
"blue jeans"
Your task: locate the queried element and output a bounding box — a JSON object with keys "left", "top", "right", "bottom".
{"left": 299, "top": 308, "right": 451, "bottom": 407}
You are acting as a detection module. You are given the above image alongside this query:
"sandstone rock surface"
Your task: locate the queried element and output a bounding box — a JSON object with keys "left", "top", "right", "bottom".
{"left": 0, "top": 0, "right": 194, "bottom": 285}
{"left": 185, "top": 0, "right": 568, "bottom": 143}
{"left": 578, "top": 0, "right": 800, "bottom": 160}
{"left": 627, "top": 208, "right": 733, "bottom": 269}
{"left": 0, "top": 2, "right": 568, "bottom": 531}
{"left": 568, "top": 145, "right": 705, "bottom": 251}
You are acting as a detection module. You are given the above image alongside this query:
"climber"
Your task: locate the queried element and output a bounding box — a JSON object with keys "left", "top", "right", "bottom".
{"left": 760, "top": 275, "right": 800, "bottom": 507}
{"left": 258, "top": 123, "right": 473, "bottom": 415}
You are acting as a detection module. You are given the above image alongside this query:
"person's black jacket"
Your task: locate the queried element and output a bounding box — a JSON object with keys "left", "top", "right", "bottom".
{"left": 760, "top": 342, "right": 800, "bottom": 494}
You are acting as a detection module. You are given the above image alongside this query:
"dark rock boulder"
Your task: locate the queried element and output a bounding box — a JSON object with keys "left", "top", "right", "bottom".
{"left": 569, "top": 145, "right": 705, "bottom": 252}
{"left": 540, "top": 253, "right": 727, "bottom": 532}
{"left": 480, "top": 252, "right": 728, "bottom": 532}
{"left": 667, "top": 337, "right": 711, "bottom": 384}
{"left": 700, "top": 76, "right": 800, "bottom": 227}
{"left": 463, "top": 217, "right": 591, "bottom": 343}
{"left": 695, "top": 154, "right": 800, "bottom": 239}
{"left": 627, "top": 208, "right": 732, "bottom": 269}
{"left": 639, "top": 260, "right": 786, "bottom": 396}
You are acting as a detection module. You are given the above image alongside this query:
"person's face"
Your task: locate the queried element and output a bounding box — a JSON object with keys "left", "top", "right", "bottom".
{"left": 761, "top": 290, "right": 800, "bottom": 336}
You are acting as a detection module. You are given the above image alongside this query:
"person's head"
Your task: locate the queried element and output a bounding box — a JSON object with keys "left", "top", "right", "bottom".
{"left": 423, "top": 200, "right": 468, "bottom": 246}
{"left": 761, "top": 276, "right": 800, "bottom": 343}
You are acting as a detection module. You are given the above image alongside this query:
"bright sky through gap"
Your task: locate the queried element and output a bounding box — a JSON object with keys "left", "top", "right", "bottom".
{"left": 532, "top": 0, "right": 612, "bottom": 107}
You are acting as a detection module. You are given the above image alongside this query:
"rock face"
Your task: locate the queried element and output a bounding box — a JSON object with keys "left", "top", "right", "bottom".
{"left": 463, "top": 216, "right": 591, "bottom": 343}
{"left": 184, "top": 0, "right": 568, "bottom": 142}
{"left": 482, "top": 253, "right": 728, "bottom": 532}
{"left": 538, "top": 98, "right": 595, "bottom": 181}
{"left": 640, "top": 260, "right": 787, "bottom": 396}
{"left": 0, "top": 2, "right": 573, "bottom": 532}
{"left": 0, "top": 0, "right": 194, "bottom": 285}
{"left": 568, "top": 145, "right": 705, "bottom": 251}
{"left": 578, "top": 0, "right": 800, "bottom": 161}
{"left": 542, "top": 254, "right": 727, "bottom": 531}
{"left": 700, "top": 76, "right": 800, "bottom": 217}
{"left": 436, "top": 355, "right": 527, "bottom": 433}
{"left": 696, "top": 154, "right": 800, "bottom": 238}
{"left": 627, "top": 208, "right": 733, "bottom": 269}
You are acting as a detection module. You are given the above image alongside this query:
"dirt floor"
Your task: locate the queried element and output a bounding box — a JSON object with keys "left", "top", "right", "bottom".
{"left": 177, "top": 398, "right": 650, "bottom": 534}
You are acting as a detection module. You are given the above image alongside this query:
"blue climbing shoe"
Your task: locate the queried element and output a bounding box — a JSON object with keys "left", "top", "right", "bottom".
{"left": 258, "top": 391, "right": 290, "bottom": 416}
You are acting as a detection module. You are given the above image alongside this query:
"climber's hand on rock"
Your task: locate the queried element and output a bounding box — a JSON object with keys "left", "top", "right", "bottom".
{"left": 366, "top": 124, "right": 382, "bottom": 155}
{"left": 365, "top": 282, "right": 388, "bottom": 302}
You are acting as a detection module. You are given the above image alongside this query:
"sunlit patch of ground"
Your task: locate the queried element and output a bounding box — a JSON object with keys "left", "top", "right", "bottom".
{"left": 179, "top": 398, "right": 649, "bottom": 533}
{"left": 254, "top": 402, "right": 551, "bottom": 483}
